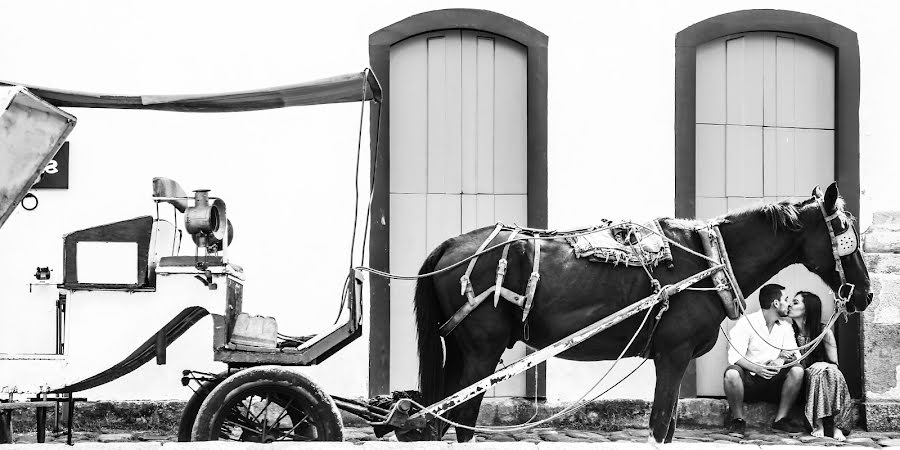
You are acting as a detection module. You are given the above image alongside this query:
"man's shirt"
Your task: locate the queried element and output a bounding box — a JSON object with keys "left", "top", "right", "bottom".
{"left": 727, "top": 310, "right": 800, "bottom": 369}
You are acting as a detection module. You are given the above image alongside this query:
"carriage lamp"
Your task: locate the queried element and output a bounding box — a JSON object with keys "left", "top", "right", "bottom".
{"left": 29, "top": 266, "right": 53, "bottom": 292}
{"left": 184, "top": 189, "right": 232, "bottom": 253}
{"left": 34, "top": 266, "right": 51, "bottom": 281}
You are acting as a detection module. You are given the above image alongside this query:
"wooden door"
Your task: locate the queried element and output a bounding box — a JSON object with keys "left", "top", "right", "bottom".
{"left": 693, "top": 32, "right": 836, "bottom": 397}
{"left": 389, "top": 30, "right": 528, "bottom": 396}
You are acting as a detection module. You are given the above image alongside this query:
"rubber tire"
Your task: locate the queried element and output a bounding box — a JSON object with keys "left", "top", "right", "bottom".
{"left": 177, "top": 373, "right": 226, "bottom": 442}
{"left": 190, "top": 366, "right": 343, "bottom": 442}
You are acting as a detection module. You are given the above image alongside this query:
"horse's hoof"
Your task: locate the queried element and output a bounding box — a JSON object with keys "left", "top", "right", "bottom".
{"left": 647, "top": 434, "right": 665, "bottom": 448}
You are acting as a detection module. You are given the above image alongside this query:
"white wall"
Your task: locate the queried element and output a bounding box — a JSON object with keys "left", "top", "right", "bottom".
{"left": 0, "top": 0, "right": 898, "bottom": 401}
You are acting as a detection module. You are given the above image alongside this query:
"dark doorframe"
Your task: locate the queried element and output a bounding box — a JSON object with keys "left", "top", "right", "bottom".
{"left": 675, "top": 9, "right": 861, "bottom": 398}
{"left": 368, "top": 9, "right": 549, "bottom": 397}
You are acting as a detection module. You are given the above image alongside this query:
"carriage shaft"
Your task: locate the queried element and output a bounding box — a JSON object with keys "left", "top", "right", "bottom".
{"left": 409, "top": 265, "right": 724, "bottom": 422}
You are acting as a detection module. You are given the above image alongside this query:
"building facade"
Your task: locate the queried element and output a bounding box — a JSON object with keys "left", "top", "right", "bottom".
{"left": 0, "top": 1, "right": 897, "bottom": 416}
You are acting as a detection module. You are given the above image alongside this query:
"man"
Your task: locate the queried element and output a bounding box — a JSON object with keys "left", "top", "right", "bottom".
{"left": 724, "top": 284, "right": 805, "bottom": 434}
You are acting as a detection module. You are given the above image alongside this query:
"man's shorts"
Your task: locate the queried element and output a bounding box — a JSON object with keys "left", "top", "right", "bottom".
{"left": 724, "top": 364, "right": 790, "bottom": 403}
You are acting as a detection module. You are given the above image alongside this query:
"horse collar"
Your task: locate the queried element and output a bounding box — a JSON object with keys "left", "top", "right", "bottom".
{"left": 699, "top": 224, "right": 747, "bottom": 319}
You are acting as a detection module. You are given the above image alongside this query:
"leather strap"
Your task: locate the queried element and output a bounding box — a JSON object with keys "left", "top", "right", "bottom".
{"left": 698, "top": 225, "right": 744, "bottom": 319}
{"left": 439, "top": 285, "right": 525, "bottom": 336}
{"left": 712, "top": 224, "right": 746, "bottom": 309}
{"left": 495, "top": 229, "right": 521, "bottom": 306}
{"left": 461, "top": 224, "right": 504, "bottom": 305}
{"left": 522, "top": 237, "right": 541, "bottom": 322}
{"left": 818, "top": 199, "right": 847, "bottom": 286}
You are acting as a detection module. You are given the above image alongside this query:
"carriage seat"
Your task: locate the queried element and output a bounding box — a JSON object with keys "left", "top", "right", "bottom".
{"left": 565, "top": 219, "right": 673, "bottom": 267}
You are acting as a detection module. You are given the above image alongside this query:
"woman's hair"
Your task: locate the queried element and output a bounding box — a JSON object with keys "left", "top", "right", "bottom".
{"left": 792, "top": 291, "right": 827, "bottom": 364}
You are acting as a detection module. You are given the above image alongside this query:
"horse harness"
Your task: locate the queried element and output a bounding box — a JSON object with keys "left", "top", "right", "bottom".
{"left": 437, "top": 193, "right": 860, "bottom": 338}
{"left": 816, "top": 192, "right": 860, "bottom": 308}
{"left": 439, "top": 223, "right": 542, "bottom": 336}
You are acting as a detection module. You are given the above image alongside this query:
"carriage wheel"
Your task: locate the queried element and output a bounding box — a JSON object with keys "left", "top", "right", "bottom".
{"left": 190, "top": 366, "right": 343, "bottom": 442}
{"left": 177, "top": 373, "right": 225, "bottom": 442}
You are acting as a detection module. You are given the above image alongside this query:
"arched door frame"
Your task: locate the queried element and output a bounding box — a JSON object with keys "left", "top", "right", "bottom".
{"left": 368, "top": 9, "right": 548, "bottom": 397}
{"left": 674, "top": 9, "right": 861, "bottom": 398}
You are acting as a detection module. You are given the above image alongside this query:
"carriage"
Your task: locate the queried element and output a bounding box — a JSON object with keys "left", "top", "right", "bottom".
{"left": 0, "top": 69, "right": 873, "bottom": 444}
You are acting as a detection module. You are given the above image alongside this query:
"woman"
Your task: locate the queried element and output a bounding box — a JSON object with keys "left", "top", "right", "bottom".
{"left": 788, "top": 291, "right": 853, "bottom": 440}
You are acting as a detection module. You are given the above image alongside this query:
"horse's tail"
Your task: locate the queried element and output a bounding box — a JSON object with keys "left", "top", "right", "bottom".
{"left": 415, "top": 239, "right": 450, "bottom": 405}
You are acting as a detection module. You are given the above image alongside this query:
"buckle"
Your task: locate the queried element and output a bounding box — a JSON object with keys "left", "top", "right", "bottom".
{"left": 838, "top": 283, "right": 855, "bottom": 301}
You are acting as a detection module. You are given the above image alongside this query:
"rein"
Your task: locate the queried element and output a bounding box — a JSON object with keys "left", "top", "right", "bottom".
{"left": 355, "top": 192, "right": 862, "bottom": 433}
{"left": 714, "top": 192, "right": 864, "bottom": 369}
{"left": 718, "top": 298, "right": 843, "bottom": 371}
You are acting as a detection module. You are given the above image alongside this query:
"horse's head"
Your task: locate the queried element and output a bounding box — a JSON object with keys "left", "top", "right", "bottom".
{"left": 797, "top": 182, "right": 872, "bottom": 313}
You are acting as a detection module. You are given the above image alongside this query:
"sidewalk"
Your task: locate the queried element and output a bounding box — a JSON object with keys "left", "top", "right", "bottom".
{"left": 4, "top": 426, "right": 900, "bottom": 448}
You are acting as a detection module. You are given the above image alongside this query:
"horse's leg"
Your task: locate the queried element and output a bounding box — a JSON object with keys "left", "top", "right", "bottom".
{"left": 445, "top": 346, "right": 506, "bottom": 443}
{"left": 663, "top": 385, "right": 681, "bottom": 443}
{"left": 649, "top": 346, "right": 692, "bottom": 445}
{"left": 435, "top": 338, "right": 463, "bottom": 440}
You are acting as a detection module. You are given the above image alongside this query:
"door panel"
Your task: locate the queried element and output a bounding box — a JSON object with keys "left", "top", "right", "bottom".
{"left": 696, "top": 38, "right": 726, "bottom": 124}
{"left": 725, "top": 125, "right": 763, "bottom": 197}
{"left": 493, "top": 38, "right": 528, "bottom": 195}
{"left": 726, "top": 35, "right": 764, "bottom": 126}
{"left": 389, "top": 37, "right": 428, "bottom": 194}
{"left": 695, "top": 124, "right": 726, "bottom": 197}
{"left": 389, "top": 193, "right": 428, "bottom": 390}
{"left": 390, "top": 30, "right": 528, "bottom": 396}
{"left": 693, "top": 32, "right": 835, "bottom": 397}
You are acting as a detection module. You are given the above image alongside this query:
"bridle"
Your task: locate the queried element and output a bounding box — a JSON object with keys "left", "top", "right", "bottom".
{"left": 815, "top": 192, "right": 860, "bottom": 313}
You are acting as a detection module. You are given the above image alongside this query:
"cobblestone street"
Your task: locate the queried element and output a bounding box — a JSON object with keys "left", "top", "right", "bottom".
{"left": 6, "top": 426, "right": 900, "bottom": 447}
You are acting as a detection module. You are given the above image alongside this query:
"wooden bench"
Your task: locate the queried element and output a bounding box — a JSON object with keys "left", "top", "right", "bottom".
{"left": 0, "top": 396, "right": 84, "bottom": 445}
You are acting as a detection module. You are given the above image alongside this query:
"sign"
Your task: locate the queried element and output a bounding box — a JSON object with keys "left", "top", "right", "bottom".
{"left": 32, "top": 142, "right": 69, "bottom": 189}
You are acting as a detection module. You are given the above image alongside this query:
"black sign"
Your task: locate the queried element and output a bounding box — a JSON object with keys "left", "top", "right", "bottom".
{"left": 33, "top": 142, "right": 69, "bottom": 189}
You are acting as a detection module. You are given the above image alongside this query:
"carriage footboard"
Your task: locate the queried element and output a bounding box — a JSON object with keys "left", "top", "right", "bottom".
{"left": 51, "top": 306, "right": 210, "bottom": 393}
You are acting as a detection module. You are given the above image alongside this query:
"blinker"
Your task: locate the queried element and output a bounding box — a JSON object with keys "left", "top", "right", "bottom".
{"left": 835, "top": 227, "right": 858, "bottom": 257}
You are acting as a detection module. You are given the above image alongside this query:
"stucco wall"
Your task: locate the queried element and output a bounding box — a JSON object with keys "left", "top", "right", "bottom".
{"left": 862, "top": 211, "right": 900, "bottom": 431}
{"left": 0, "top": 1, "right": 898, "bottom": 401}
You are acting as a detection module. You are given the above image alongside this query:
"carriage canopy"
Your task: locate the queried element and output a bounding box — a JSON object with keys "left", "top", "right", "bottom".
{"left": 0, "top": 70, "right": 381, "bottom": 230}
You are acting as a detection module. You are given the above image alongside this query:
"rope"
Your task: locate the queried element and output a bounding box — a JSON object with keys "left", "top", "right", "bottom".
{"left": 336, "top": 72, "right": 374, "bottom": 325}
{"left": 409, "top": 358, "right": 650, "bottom": 434}
{"left": 716, "top": 290, "right": 843, "bottom": 372}
{"left": 354, "top": 226, "right": 617, "bottom": 280}
{"left": 356, "top": 220, "right": 721, "bottom": 282}
{"left": 718, "top": 313, "right": 838, "bottom": 371}
{"left": 411, "top": 298, "right": 658, "bottom": 433}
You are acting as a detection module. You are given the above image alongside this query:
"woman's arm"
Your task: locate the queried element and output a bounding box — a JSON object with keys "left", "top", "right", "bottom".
{"left": 824, "top": 329, "right": 839, "bottom": 365}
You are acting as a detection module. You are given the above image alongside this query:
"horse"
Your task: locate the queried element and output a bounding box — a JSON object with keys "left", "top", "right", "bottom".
{"left": 410, "top": 182, "right": 872, "bottom": 444}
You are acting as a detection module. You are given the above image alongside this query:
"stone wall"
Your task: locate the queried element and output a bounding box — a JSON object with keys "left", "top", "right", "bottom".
{"left": 862, "top": 210, "right": 900, "bottom": 431}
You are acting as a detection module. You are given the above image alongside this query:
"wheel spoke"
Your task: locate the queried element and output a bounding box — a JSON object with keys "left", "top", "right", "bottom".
{"left": 253, "top": 393, "right": 272, "bottom": 439}
{"left": 270, "top": 396, "right": 295, "bottom": 427}
{"left": 274, "top": 412, "right": 312, "bottom": 441}
{"left": 223, "top": 419, "right": 263, "bottom": 438}
{"left": 226, "top": 408, "right": 260, "bottom": 429}
{"left": 210, "top": 381, "right": 329, "bottom": 442}
{"left": 245, "top": 395, "right": 257, "bottom": 421}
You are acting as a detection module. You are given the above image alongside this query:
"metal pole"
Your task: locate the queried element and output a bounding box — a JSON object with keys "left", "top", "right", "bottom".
{"left": 66, "top": 395, "right": 74, "bottom": 446}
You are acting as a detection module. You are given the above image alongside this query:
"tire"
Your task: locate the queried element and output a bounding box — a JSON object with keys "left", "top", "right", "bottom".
{"left": 190, "top": 366, "right": 343, "bottom": 442}
{"left": 177, "top": 373, "right": 226, "bottom": 442}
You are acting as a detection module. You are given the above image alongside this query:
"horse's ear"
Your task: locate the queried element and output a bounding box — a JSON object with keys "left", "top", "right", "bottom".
{"left": 824, "top": 182, "right": 840, "bottom": 213}
{"left": 811, "top": 185, "right": 823, "bottom": 198}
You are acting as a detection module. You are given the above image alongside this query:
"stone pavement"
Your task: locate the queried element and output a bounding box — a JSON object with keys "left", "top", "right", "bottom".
{"left": 4, "top": 426, "right": 900, "bottom": 447}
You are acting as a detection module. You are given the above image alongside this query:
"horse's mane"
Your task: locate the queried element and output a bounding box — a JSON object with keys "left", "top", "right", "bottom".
{"left": 724, "top": 200, "right": 804, "bottom": 233}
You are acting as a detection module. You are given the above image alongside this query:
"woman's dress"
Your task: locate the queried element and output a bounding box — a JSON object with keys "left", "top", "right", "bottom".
{"left": 797, "top": 334, "right": 853, "bottom": 430}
